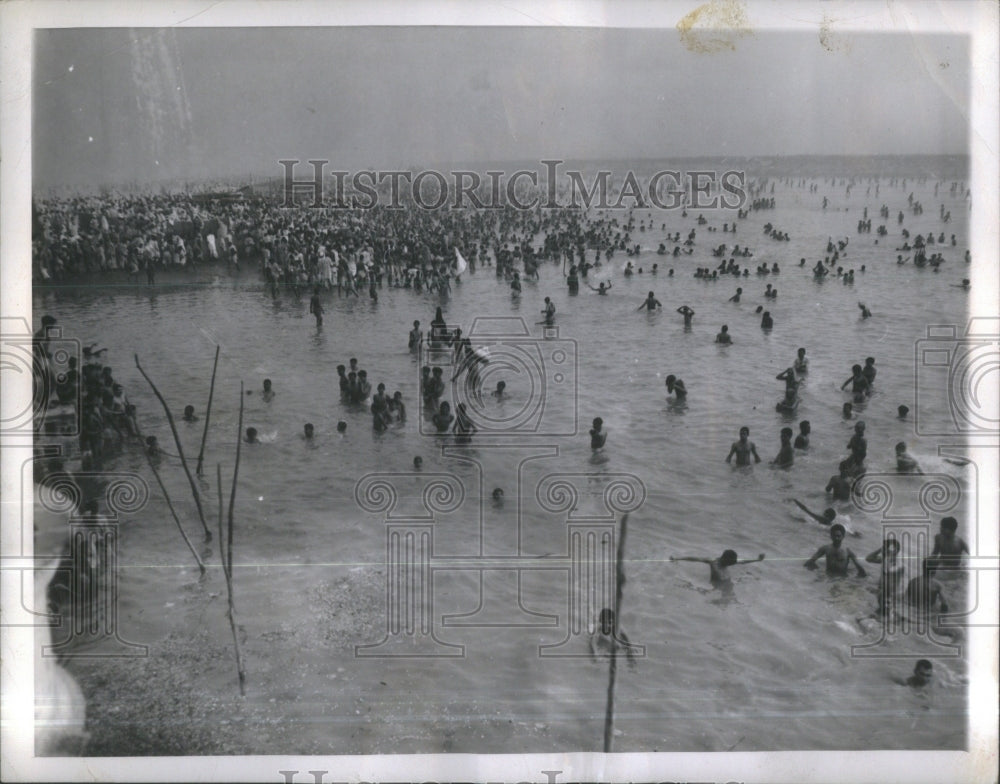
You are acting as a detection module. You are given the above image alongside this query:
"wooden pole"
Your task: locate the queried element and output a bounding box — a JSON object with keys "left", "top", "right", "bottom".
{"left": 217, "top": 461, "right": 245, "bottom": 695}
{"left": 227, "top": 381, "right": 244, "bottom": 579}
{"left": 196, "top": 345, "right": 221, "bottom": 477}
{"left": 134, "top": 354, "right": 212, "bottom": 541}
{"left": 603, "top": 513, "right": 629, "bottom": 753}
{"left": 221, "top": 382, "right": 246, "bottom": 695}
{"left": 216, "top": 464, "right": 226, "bottom": 577}
{"left": 147, "top": 455, "right": 205, "bottom": 574}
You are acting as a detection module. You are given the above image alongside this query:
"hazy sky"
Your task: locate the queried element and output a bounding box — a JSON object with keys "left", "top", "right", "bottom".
{"left": 34, "top": 27, "right": 970, "bottom": 187}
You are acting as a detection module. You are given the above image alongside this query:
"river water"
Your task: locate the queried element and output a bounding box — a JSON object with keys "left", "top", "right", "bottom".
{"left": 34, "top": 164, "right": 974, "bottom": 754}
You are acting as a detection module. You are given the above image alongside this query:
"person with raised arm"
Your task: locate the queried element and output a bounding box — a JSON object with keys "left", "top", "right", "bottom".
{"left": 670, "top": 550, "right": 765, "bottom": 595}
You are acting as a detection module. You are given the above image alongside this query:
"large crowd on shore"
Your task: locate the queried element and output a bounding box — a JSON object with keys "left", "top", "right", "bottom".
{"left": 32, "top": 177, "right": 803, "bottom": 291}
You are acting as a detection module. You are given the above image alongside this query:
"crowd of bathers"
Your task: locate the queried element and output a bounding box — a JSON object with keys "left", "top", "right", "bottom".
{"left": 32, "top": 314, "right": 141, "bottom": 474}
{"left": 32, "top": 172, "right": 975, "bottom": 690}
{"left": 32, "top": 176, "right": 794, "bottom": 295}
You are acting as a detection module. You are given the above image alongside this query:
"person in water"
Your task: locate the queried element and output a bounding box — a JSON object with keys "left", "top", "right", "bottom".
{"left": 794, "top": 420, "right": 810, "bottom": 449}
{"left": 309, "top": 286, "right": 324, "bottom": 327}
{"left": 408, "top": 320, "right": 422, "bottom": 350}
{"left": 905, "top": 559, "right": 959, "bottom": 640}
{"left": 670, "top": 550, "right": 765, "bottom": 595}
{"left": 566, "top": 265, "right": 579, "bottom": 292}
{"left": 862, "top": 356, "right": 877, "bottom": 387}
{"left": 725, "top": 426, "right": 760, "bottom": 465}
{"left": 388, "top": 391, "right": 407, "bottom": 423}
{"left": 895, "top": 659, "right": 934, "bottom": 689}
{"left": 145, "top": 435, "right": 162, "bottom": 458}
{"left": 776, "top": 387, "right": 798, "bottom": 413}
{"left": 847, "top": 421, "right": 868, "bottom": 469}
{"left": 676, "top": 305, "right": 695, "bottom": 326}
{"left": 588, "top": 608, "right": 639, "bottom": 668}
{"left": 637, "top": 291, "right": 662, "bottom": 311}
{"left": 430, "top": 307, "right": 448, "bottom": 342}
{"left": 541, "top": 296, "right": 556, "bottom": 325}
{"left": 776, "top": 367, "right": 799, "bottom": 395}
{"left": 793, "top": 347, "right": 809, "bottom": 375}
{"left": 771, "top": 427, "right": 794, "bottom": 467}
{"left": 841, "top": 364, "right": 870, "bottom": 401}
{"left": 589, "top": 417, "right": 607, "bottom": 450}
{"left": 715, "top": 325, "right": 732, "bottom": 344}
{"left": 804, "top": 524, "right": 866, "bottom": 577}
{"left": 865, "top": 537, "right": 905, "bottom": 619}
{"left": 337, "top": 365, "right": 349, "bottom": 398}
{"left": 793, "top": 498, "right": 860, "bottom": 537}
{"left": 895, "top": 441, "right": 923, "bottom": 474}
{"left": 929, "top": 516, "right": 969, "bottom": 573}
{"left": 432, "top": 401, "right": 454, "bottom": 433}
{"left": 665, "top": 375, "right": 687, "bottom": 400}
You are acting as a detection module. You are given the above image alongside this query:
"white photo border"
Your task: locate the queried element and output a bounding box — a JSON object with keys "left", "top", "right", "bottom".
{"left": 2, "top": 1, "right": 997, "bottom": 782}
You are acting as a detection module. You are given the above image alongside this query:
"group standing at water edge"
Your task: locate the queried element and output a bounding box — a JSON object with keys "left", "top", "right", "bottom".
{"left": 33, "top": 170, "right": 974, "bottom": 694}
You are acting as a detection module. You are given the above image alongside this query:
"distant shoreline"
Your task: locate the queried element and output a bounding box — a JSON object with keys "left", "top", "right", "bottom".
{"left": 33, "top": 154, "right": 971, "bottom": 197}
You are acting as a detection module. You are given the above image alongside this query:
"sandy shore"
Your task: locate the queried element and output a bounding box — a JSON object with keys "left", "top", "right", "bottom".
{"left": 59, "top": 566, "right": 388, "bottom": 756}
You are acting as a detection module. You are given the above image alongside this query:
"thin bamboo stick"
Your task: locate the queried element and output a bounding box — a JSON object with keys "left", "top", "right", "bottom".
{"left": 146, "top": 454, "right": 205, "bottom": 574}
{"left": 216, "top": 464, "right": 227, "bottom": 579}
{"left": 134, "top": 354, "right": 212, "bottom": 540}
{"left": 227, "top": 381, "right": 243, "bottom": 580}
{"left": 196, "top": 345, "right": 221, "bottom": 477}
{"left": 603, "top": 512, "right": 629, "bottom": 753}
{"left": 222, "top": 382, "right": 246, "bottom": 695}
